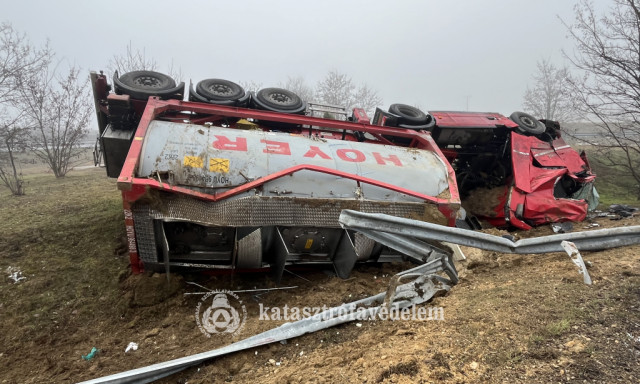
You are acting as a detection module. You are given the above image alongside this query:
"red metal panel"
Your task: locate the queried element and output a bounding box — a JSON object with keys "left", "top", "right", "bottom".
{"left": 523, "top": 180, "right": 588, "bottom": 226}
{"left": 552, "top": 138, "right": 592, "bottom": 176}
{"left": 511, "top": 133, "right": 534, "bottom": 193}
{"left": 430, "top": 111, "right": 519, "bottom": 128}
{"left": 122, "top": 198, "right": 143, "bottom": 274}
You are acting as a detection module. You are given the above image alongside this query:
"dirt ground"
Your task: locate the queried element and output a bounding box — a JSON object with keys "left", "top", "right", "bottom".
{"left": 0, "top": 169, "right": 639, "bottom": 383}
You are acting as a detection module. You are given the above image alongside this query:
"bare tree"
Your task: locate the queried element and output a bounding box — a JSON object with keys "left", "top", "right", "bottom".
{"left": 562, "top": 0, "right": 640, "bottom": 198}
{"left": 109, "top": 41, "right": 182, "bottom": 81}
{"left": 109, "top": 41, "right": 157, "bottom": 74}
{"left": 18, "top": 64, "right": 92, "bottom": 178}
{"left": 316, "top": 70, "right": 382, "bottom": 117}
{"left": 522, "top": 58, "right": 577, "bottom": 122}
{"left": 278, "top": 76, "right": 315, "bottom": 102}
{"left": 0, "top": 23, "right": 51, "bottom": 195}
{"left": 354, "top": 83, "right": 383, "bottom": 118}
{"left": 316, "top": 70, "right": 355, "bottom": 108}
{"left": 238, "top": 80, "right": 263, "bottom": 93}
{"left": 0, "top": 111, "right": 26, "bottom": 195}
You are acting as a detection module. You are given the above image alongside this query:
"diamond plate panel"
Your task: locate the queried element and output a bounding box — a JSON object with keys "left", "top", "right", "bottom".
{"left": 236, "top": 228, "right": 262, "bottom": 268}
{"left": 130, "top": 195, "right": 440, "bottom": 265}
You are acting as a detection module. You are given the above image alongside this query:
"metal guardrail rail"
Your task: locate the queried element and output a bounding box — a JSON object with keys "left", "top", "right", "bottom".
{"left": 338, "top": 210, "right": 640, "bottom": 254}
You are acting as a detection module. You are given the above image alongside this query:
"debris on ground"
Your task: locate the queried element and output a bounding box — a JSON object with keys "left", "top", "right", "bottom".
{"left": 124, "top": 342, "right": 138, "bottom": 353}
{"left": 551, "top": 222, "right": 574, "bottom": 234}
{"left": 5, "top": 267, "right": 26, "bottom": 284}
{"left": 82, "top": 347, "right": 99, "bottom": 361}
{"left": 560, "top": 241, "right": 592, "bottom": 285}
{"left": 609, "top": 204, "right": 638, "bottom": 218}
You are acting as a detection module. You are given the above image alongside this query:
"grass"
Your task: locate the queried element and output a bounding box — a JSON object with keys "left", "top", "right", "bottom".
{"left": 545, "top": 318, "right": 571, "bottom": 337}
{"left": 586, "top": 149, "right": 639, "bottom": 206}
{"left": 0, "top": 168, "right": 127, "bottom": 352}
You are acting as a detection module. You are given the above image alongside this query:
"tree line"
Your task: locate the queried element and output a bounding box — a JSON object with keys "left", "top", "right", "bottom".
{"left": 0, "top": 23, "right": 91, "bottom": 195}
{"left": 523, "top": 0, "right": 640, "bottom": 199}
{"left": 0, "top": 33, "right": 384, "bottom": 196}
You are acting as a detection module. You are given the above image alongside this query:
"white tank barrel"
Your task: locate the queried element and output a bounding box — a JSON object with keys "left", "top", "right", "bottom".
{"left": 138, "top": 121, "right": 451, "bottom": 202}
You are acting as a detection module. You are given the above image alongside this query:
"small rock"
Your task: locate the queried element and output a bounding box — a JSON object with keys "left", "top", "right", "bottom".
{"left": 470, "top": 361, "right": 479, "bottom": 370}
{"left": 564, "top": 339, "right": 585, "bottom": 353}
{"left": 355, "top": 323, "right": 362, "bottom": 327}
{"left": 268, "top": 359, "right": 276, "bottom": 365}
{"left": 144, "top": 328, "right": 160, "bottom": 338}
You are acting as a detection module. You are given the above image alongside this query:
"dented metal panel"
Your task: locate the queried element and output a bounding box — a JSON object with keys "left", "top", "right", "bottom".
{"left": 137, "top": 121, "right": 450, "bottom": 202}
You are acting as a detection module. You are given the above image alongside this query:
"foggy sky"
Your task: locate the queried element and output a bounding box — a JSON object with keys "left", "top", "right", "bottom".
{"left": 1, "top": 0, "right": 610, "bottom": 124}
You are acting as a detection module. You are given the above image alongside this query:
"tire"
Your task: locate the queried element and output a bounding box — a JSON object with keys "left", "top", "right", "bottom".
{"left": 253, "top": 88, "right": 304, "bottom": 112}
{"left": 389, "top": 104, "right": 430, "bottom": 125}
{"left": 510, "top": 111, "right": 545, "bottom": 135}
{"left": 118, "top": 71, "right": 176, "bottom": 93}
{"left": 196, "top": 79, "right": 245, "bottom": 102}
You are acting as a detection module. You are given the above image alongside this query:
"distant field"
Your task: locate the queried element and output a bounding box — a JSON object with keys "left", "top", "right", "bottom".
{"left": 584, "top": 148, "right": 639, "bottom": 206}
{"left": 5, "top": 147, "right": 96, "bottom": 176}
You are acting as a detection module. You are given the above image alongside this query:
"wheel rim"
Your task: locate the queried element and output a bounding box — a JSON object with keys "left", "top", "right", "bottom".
{"left": 267, "top": 92, "right": 293, "bottom": 106}
{"left": 520, "top": 116, "right": 535, "bottom": 128}
{"left": 207, "top": 84, "right": 234, "bottom": 96}
{"left": 133, "top": 75, "right": 163, "bottom": 89}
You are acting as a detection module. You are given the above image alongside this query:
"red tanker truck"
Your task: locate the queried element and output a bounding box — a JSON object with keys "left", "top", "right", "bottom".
{"left": 90, "top": 70, "right": 598, "bottom": 275}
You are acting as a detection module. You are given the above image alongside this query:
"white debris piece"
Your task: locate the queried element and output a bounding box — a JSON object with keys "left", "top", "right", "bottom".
{"left": 6, "top": 267, "right": 26, "bottom": 283}
{"left": 560, "top": 241, "right": 592, "bottom": 285}
{"left": 442, "top": 242, "right": 466, "bottom": 261}
{"left": 125, "top": 342, "right": 139, "bottom": 353}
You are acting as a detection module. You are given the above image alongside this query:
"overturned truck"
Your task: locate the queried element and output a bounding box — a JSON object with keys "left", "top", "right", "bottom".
{"left": 90, "top": 70, "right": 598, "bottom": 275}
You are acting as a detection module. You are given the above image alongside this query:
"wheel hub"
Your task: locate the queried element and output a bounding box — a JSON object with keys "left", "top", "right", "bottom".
{"left": 133, "top": 76, "right": 162, "bottom": 88}
{"left": 521, "top": 116, "right": 534, "bottom": 127}
{"left": 268, "top": 93, "right": 291, "bottom": 105}
{"left": 209, "top": 84, "right": 232, "bottom": 96}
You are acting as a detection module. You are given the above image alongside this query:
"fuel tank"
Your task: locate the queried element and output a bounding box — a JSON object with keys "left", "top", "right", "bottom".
{"left": 137, "top": 120, "right": 452, "bottom": 203}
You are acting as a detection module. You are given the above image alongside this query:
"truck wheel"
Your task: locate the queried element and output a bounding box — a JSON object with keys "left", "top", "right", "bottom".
{"left": 389, "top": 104, "right": 430, "bottom": 125}
{"left": 196, "top": 79, "right": 245, "bottom": 102}
{"left": 118, "top": 71, "right": 176, "bottom": 93}
{"left": 510, "top": 111, "right": 545, "bottom": 135}
{"left": 252, "top": 87, "right": 305, "bottom": 112}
